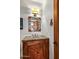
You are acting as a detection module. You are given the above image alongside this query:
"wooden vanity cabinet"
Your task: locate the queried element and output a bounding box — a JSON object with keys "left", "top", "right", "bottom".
{"left": 22, "top": 39, "right": 49, "bottom": 59}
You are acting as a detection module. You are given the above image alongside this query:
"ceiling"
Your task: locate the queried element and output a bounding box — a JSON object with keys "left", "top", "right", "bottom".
{"left": 20, "top": 0, "right": 53, "bottom": 16}
{"left": 20, "top": 0, "right": 46, "bottom": 8}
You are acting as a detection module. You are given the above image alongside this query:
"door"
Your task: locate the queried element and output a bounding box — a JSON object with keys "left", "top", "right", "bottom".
{"left": 27, "top": 42, "right": 44, "bottom": 59}
{"left": 54, "top": 0, "right": 59, "bottom": 59}
{"left": 23, "top": 40, "right": 49, "bottom": 59}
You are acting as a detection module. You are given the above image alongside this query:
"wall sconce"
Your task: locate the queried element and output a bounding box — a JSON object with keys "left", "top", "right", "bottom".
{"left": 50, "top": 19, "right": 53, "bottom": 26}
{"left": 32, "top": 8, "right": 40, "bottom": 16}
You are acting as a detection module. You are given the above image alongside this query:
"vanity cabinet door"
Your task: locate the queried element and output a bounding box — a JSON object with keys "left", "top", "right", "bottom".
{"left": 23, "top": 41, "right": 30, "bottom": 59}
{"left": 23, "top": 39, "right": 49, "bottom": 59}
{"left": 28, "top": 43, "right": 44, "bottom": 59}
{"left": 42, "top": 39, "right": 49, "bottom": 59}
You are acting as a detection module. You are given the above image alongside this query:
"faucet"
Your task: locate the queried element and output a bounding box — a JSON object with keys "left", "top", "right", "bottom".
{"left": 32, "top": 33, "right": 38, "bottom": 38}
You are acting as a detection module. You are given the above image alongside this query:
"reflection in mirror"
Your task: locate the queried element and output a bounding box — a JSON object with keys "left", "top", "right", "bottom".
{"left": 28, "top": 16, "right": 41, "bottom": 32}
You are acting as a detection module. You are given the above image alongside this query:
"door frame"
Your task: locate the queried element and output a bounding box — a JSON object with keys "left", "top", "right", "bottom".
{"left": 54, "top": 0, "right": 59, "bottom": 59}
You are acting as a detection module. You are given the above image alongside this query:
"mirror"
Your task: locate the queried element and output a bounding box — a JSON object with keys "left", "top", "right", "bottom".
{"left": 28, "top": 16, "right": 41, "bottom": 32}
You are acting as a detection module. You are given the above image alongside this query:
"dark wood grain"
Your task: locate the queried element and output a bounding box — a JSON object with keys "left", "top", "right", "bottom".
{"left": 22, "top": 39, "right": 49, "bottom": 59}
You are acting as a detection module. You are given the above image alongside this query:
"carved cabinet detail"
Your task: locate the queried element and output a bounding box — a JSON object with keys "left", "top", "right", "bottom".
{"left": 22, "top": 39, "right": 49, "bottom": 59}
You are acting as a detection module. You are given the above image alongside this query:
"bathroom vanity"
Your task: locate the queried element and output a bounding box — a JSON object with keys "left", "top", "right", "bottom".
{"left": 22, "top": 36, "right": 49, "bottom": 59}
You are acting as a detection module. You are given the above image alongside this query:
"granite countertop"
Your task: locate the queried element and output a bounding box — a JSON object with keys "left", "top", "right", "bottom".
{"left": 22, "top": 35, "right": 49, "bottom": 41}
